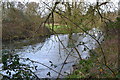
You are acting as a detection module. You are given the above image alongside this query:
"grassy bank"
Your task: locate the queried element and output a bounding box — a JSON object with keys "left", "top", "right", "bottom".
{"left": 45, "top": 23, "right": 91, "bottom": 34}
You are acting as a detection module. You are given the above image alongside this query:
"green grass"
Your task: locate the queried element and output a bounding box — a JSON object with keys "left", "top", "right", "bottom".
{"left": 46, "top": 24, "right": 68, "bottom": 30}
{"left": 45, "top": 24, "right": 91, "bottom": 34}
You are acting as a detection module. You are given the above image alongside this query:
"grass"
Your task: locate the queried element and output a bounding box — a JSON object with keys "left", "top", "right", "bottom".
{"left": 46, "top": 24, "right": 69, "bottom": 33}
{"left": 45, "top": 23, "right": 91, "bottom": 34}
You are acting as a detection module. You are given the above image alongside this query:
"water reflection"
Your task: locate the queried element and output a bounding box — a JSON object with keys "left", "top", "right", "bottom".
{"left": 17, "top": 28, "right": 104, "bottom": 78}
{"left": 1, "top": 28, "right": 104, "bottom": 78}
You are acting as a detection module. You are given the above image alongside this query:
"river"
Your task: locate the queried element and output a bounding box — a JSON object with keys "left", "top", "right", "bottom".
{"left": 0, "top": 28, "right": 104, "bottom": 78}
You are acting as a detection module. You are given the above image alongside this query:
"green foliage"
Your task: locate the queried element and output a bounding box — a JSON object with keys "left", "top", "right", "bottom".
{"left": 116, "top": 73, "right": 120, "bottom": 78}
{"left": 67, "top": 58, "right": 95, "bottom": 78}
{"left": 1, "top": 50, "right": 38, "bottom": 80}
{"left": 115, "top": 17, "right": 120, "bottom": 28}
{"left": 107, "top": 17, "right": 120, "bottom": 28}
{"left": 67, "top": 49, "right": 118, "bottom": 78}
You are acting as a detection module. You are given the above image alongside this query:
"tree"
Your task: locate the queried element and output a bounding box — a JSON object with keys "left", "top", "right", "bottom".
{"left": 25, "top": 2, "right": 39, "bottom": 16}
{"left": 17, "top": 2, "right": 25, "bottom": 11}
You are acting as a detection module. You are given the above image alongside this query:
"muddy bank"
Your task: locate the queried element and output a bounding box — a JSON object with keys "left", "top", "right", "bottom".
{"left": 2, "top": 35, "right": 51, "bottom": 50}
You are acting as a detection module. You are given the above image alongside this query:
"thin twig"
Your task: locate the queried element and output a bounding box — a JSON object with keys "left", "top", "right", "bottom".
{"left": 20, "top": 58, "right": 65, "bottom": 77}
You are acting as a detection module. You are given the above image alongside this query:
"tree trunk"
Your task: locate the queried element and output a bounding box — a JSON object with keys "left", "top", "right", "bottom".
{"left": 118, "top": 0, "right": 120, "bottom": 76}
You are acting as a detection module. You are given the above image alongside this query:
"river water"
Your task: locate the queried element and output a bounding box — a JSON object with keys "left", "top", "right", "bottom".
{"left": 1, "top": 28, "right": 104, "bottom": 78}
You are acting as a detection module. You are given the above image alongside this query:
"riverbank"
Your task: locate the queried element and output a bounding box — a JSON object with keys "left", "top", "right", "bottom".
{"left": 46, "top": 23, "right": 91, "bottom": 34}
{"left": 2, "top": 20, "right": 119, "bottom": 78}
{"left": 67, "top": 27, "right": 119, "bottom": 78}
{"left": 2, "top": 20, "right": 51, "bottom": 41}
{"left": 1, "top": 28, "right": 104, "bottom": 79}
{"left": 2, "top": 35, "right": 50, "bottom": 49}
{"left": 3, "top": 22, "right": 91, "bottom": 47}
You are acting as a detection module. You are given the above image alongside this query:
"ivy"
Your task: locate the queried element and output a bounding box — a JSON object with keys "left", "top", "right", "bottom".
{"left": 1, "top": 50, "right": 38, "bottom": 80}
